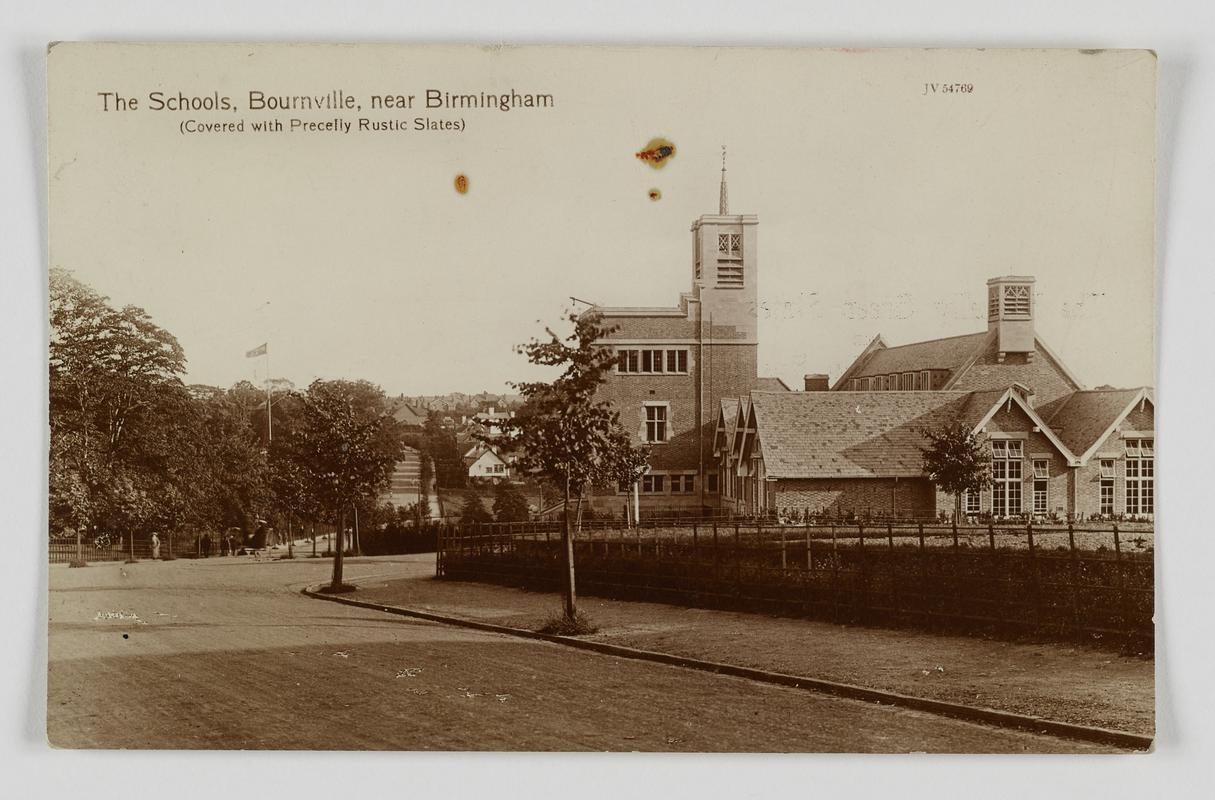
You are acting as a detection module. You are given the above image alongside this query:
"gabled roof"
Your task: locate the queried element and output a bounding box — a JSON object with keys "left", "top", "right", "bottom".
{"left": 743, "top": 384, "right": 1090, "bottom": 480}
{"left": 834, "top": 331, "right": 991, "bottom": 387}
{"left": 1045, "top": 387, "right": 1153, "bottom": 464}
{"left": 748, "top": 390, "right": 971, "bottom": 479}
{"left": 714, "top": 398, "right": 740, "bottom": 456}
{"left": 752, "top": 376, "right": 791, "bottom": 392}
{"left": 390, "top": 401, "right": 428, "bottom": 427}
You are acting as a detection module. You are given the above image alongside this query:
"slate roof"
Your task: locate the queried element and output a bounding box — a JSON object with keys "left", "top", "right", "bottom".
{"left": 842, "top": 331, "right": 991, "bottom": 381}
{"left": 1045, "top": 389, "right": 1150, "bottom": 459}
{"left": 748, "top": 390, "right": 973, "bottom": 479}
{"left": 390, "top": 401, "right": 428, "bottom": 428}
{"left": 753, "top": 376, "right": 791, "bottom": 392}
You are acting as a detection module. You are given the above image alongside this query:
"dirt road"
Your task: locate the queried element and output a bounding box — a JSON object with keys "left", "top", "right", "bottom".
{"left": 48, "top": 555, "right": 1112, "bottom": 752}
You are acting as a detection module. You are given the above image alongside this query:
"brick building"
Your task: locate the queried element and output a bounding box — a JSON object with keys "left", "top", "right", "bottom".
{"left": 585, "top": 159, "right": 788, "bottom": 518}
{"left": 715, "top": 275, "right": 1154, "bottom": 521}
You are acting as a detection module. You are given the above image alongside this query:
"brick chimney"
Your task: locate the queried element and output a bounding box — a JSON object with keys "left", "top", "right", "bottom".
{"left": 804, "top": 373, "right": 830, "bottom": 391}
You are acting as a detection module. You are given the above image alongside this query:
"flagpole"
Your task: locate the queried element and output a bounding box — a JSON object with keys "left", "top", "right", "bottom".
{"left": 264, "top": 345, "right": 272, "bottom": 444}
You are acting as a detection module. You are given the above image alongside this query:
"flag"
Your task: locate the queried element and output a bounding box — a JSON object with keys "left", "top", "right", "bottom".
{"left": 246, "top": 343, "right": 268, "bottom": 358}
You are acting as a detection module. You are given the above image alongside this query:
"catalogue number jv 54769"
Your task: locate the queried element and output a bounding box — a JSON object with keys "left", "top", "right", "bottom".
{"left": 922, "top": 83, "right": 975, "bottom": 95}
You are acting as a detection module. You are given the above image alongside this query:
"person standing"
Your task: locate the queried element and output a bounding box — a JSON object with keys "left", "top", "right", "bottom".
{"left": 150, "top": 531, "right": 161, "bottom": 560}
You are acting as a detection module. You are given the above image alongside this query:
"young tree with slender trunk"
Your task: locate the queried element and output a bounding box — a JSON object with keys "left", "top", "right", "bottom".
{"left": 483, "top": 311, "right": 650, "bottom": 623}
{"left": 293, "top": 379, "right": 404, "bottom": 590}
{"left": 921, "top": 422, "right": 992, "bottom": 521}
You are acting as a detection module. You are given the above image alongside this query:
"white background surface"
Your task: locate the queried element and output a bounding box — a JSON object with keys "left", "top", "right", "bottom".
{"left": 3, "top": 2, "right": 1213, "bottom": 798}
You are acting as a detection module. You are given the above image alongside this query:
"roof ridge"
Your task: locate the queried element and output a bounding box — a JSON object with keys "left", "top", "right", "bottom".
{"left": 876, "top": 329, "right": 987, "bottom": 352}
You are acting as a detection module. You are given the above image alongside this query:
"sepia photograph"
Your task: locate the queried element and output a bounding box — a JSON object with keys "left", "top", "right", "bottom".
{"left": 41, "top": 43, "right": 1162, "bottom": 756}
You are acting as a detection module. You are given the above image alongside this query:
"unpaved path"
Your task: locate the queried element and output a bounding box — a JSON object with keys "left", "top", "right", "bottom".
{"left": 49, "top": 555, "right": 1116, "bottom": 752}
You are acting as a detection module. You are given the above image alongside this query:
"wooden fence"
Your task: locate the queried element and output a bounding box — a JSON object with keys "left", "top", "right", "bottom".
{"left": 437, "top": 519, "right": 1154, "bottom": 647}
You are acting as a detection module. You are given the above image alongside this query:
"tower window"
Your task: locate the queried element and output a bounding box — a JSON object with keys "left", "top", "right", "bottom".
{"left": 643, "top": 403, "right": 668, "bottom": 442}
{"left": 618, "top": 348, "right": 687, "bottom": 375}
{"left": 717, "top": 233, "right": 741, "bottom": 257}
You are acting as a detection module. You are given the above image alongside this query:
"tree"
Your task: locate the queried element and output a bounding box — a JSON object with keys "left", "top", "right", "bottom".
{"left": 921, "top": 422, "right": 992, "bottom": 521}
{"left": 292, "top": 379, "right": 404, "bottom": 589}
{"left": 423, "top": 411, "right": 465, "bottom": 489}
{"left": 49, "top": 269, "right": 190, "bottom": 547}
{"left": 492, "top": 482, "right": 530, "bottom": 522}
{"left": 484, "top": 311, "right": 650, "bottom": 622}
{"left": 461, "top": 490, "right": 493, "bottom": 524}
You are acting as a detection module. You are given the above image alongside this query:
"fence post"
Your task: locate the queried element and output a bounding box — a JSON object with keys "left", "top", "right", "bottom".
{"left": 1067, "top": 520, "right": 1082, "bottom": 641}
{"left": 917, "top": 521, "right": 927, "bottom": 621}
{"left": 435, "top": 524, "right": 443, "bottom": 576}
{"left": 830, "top": 523, "right": 839, "bottom": 622}
{"left": 1112, "top": 523, "right": 1126, "bottom": 631}
{"left": 1026, "top": 521, "right": 1041, "bottom": 631}
{"left": 860, "top": 522, "right": 871, "bottom": 621}
{"left": 988, "top": 520, "right": 1000, "bottom": 624}
{"left": 734, "top": 522, "right": 742, "bottom": 600}
{"left": 712, "top": 520, "right": 720, "bottom": 600}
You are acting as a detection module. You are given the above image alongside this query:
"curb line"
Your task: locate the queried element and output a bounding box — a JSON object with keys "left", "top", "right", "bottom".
{"left": 301, "top": 586, "right": 1152, "bottom": 751}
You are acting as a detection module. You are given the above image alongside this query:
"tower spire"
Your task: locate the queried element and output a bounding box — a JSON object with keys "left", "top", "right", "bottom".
{"left": 719, "top": 145, "right": 729, "bottom": 215}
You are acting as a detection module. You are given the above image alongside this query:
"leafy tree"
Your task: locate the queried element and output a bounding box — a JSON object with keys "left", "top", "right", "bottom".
{"left": 49, "top": 269, "right": 189, "bottom": 547}
{"left": 292, "top": 379, "right": 405, "bottom": 589}
{"left": 484, "top": 311, "right": 650, "bottom": 622}
{"left": 492, "top": 482, "right": 530, "bottom": 522}
{"left": 461, "top": 490, "right": 493, "bottom": 524}
{"left": 920, "top": 422, "right": 992, "bottom": 521}
{"left": 423, "top": 411, "right": 465, "bottom": 489}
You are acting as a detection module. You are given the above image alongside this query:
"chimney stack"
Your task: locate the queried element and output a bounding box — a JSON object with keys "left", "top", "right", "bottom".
{"left": 804, "top": 373, "right": 830, "bottom": 392}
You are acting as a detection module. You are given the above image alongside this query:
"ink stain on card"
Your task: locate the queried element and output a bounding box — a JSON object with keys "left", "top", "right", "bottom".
{"left": 454, "top": 174, "right": 469, "bottom": 194}
{"left": 648, "top": 188, "right": 662, "bottom": 201}
{"left": 636, "top": 138, "right": 676, "bottom": 168}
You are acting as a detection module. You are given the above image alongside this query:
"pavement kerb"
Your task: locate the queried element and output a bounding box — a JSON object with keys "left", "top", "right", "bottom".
{"left": 300, "top": 585, "right": 1153, "bottom": 752}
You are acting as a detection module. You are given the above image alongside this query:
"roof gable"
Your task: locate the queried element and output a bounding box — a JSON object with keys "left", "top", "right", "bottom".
{"left": 749, "top": 390, "right": 971, "bottom": 479}
{"left": 835, "top": 331, "right": 990, "bottom": 387}
{"left": 1046, "top": 388, "right": 1153, "bottom": 463}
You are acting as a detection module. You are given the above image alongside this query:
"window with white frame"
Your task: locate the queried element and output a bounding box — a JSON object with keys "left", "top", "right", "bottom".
{"left": 617, "top": 479, "right": 631, "bottom": 494}
{"left": 1099, "top": 459, "right": 1116, "bottom": 514}
{"left": 618, "top": 348, "right": 688, "bottom": 375}
{"left": 717, "top": 233, "right": 742, "bottom": 257}
{"left": 641, "top": 474, "right": 666, "bottom": 494}
{"left": 1124, "top": 438, "right": 1154, "bottom": 516}
{"left": 643, "top": 403, "right": 668, "bottom": 442}
{"left": 920, "top": 369, "right": 931, "bottom": 390}
{"left": 617, "top": 349, "right": 640, "bottom": 373}
{"left": 899, "top": 373, "right": 914, "bottom": 390}
{"left": 671, "top": 474, "right": 695, "bottom": 494}
{"left": 990, "top": 439, "right": 1023, "bottom": 517}
{"left": 963, "top": 489, "right": 981, "bottom": 516}
{"left": 1032, "top": 459, "right": 1049, "bottom": 515}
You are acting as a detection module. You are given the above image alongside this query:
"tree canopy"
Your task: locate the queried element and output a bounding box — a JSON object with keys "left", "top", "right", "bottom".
{"left": 920, "top": 422, "right": 992, "bottom": 519}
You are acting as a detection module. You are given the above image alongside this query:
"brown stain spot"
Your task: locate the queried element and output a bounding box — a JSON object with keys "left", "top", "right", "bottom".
{"left": 648, "top": 189, "right": 662, "bottom": 201}
{"left": 454, "top": 174, "right": 469, "bottom": 194}
{"left": 636, "top": 138, "right": 676, "bottom": 169}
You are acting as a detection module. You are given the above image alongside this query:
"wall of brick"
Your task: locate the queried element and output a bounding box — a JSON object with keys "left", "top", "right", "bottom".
{"left": 980, "top": 402, "right": 1072, "bottom": 517}
{"left": 773, "top": 478, "right": 937, "bottom": 518}
{"left": 1073, "top": 403, "right": 1154, "bottom": 518}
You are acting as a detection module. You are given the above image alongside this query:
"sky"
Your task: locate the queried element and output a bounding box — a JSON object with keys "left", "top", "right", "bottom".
{"left": 48, "top": 45, "right": 1157, "bottom": 396}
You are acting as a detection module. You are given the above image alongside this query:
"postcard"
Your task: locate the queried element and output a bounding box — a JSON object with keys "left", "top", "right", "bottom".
{"left": 47, "top": 43, "right": 1155, "bottom": 752}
